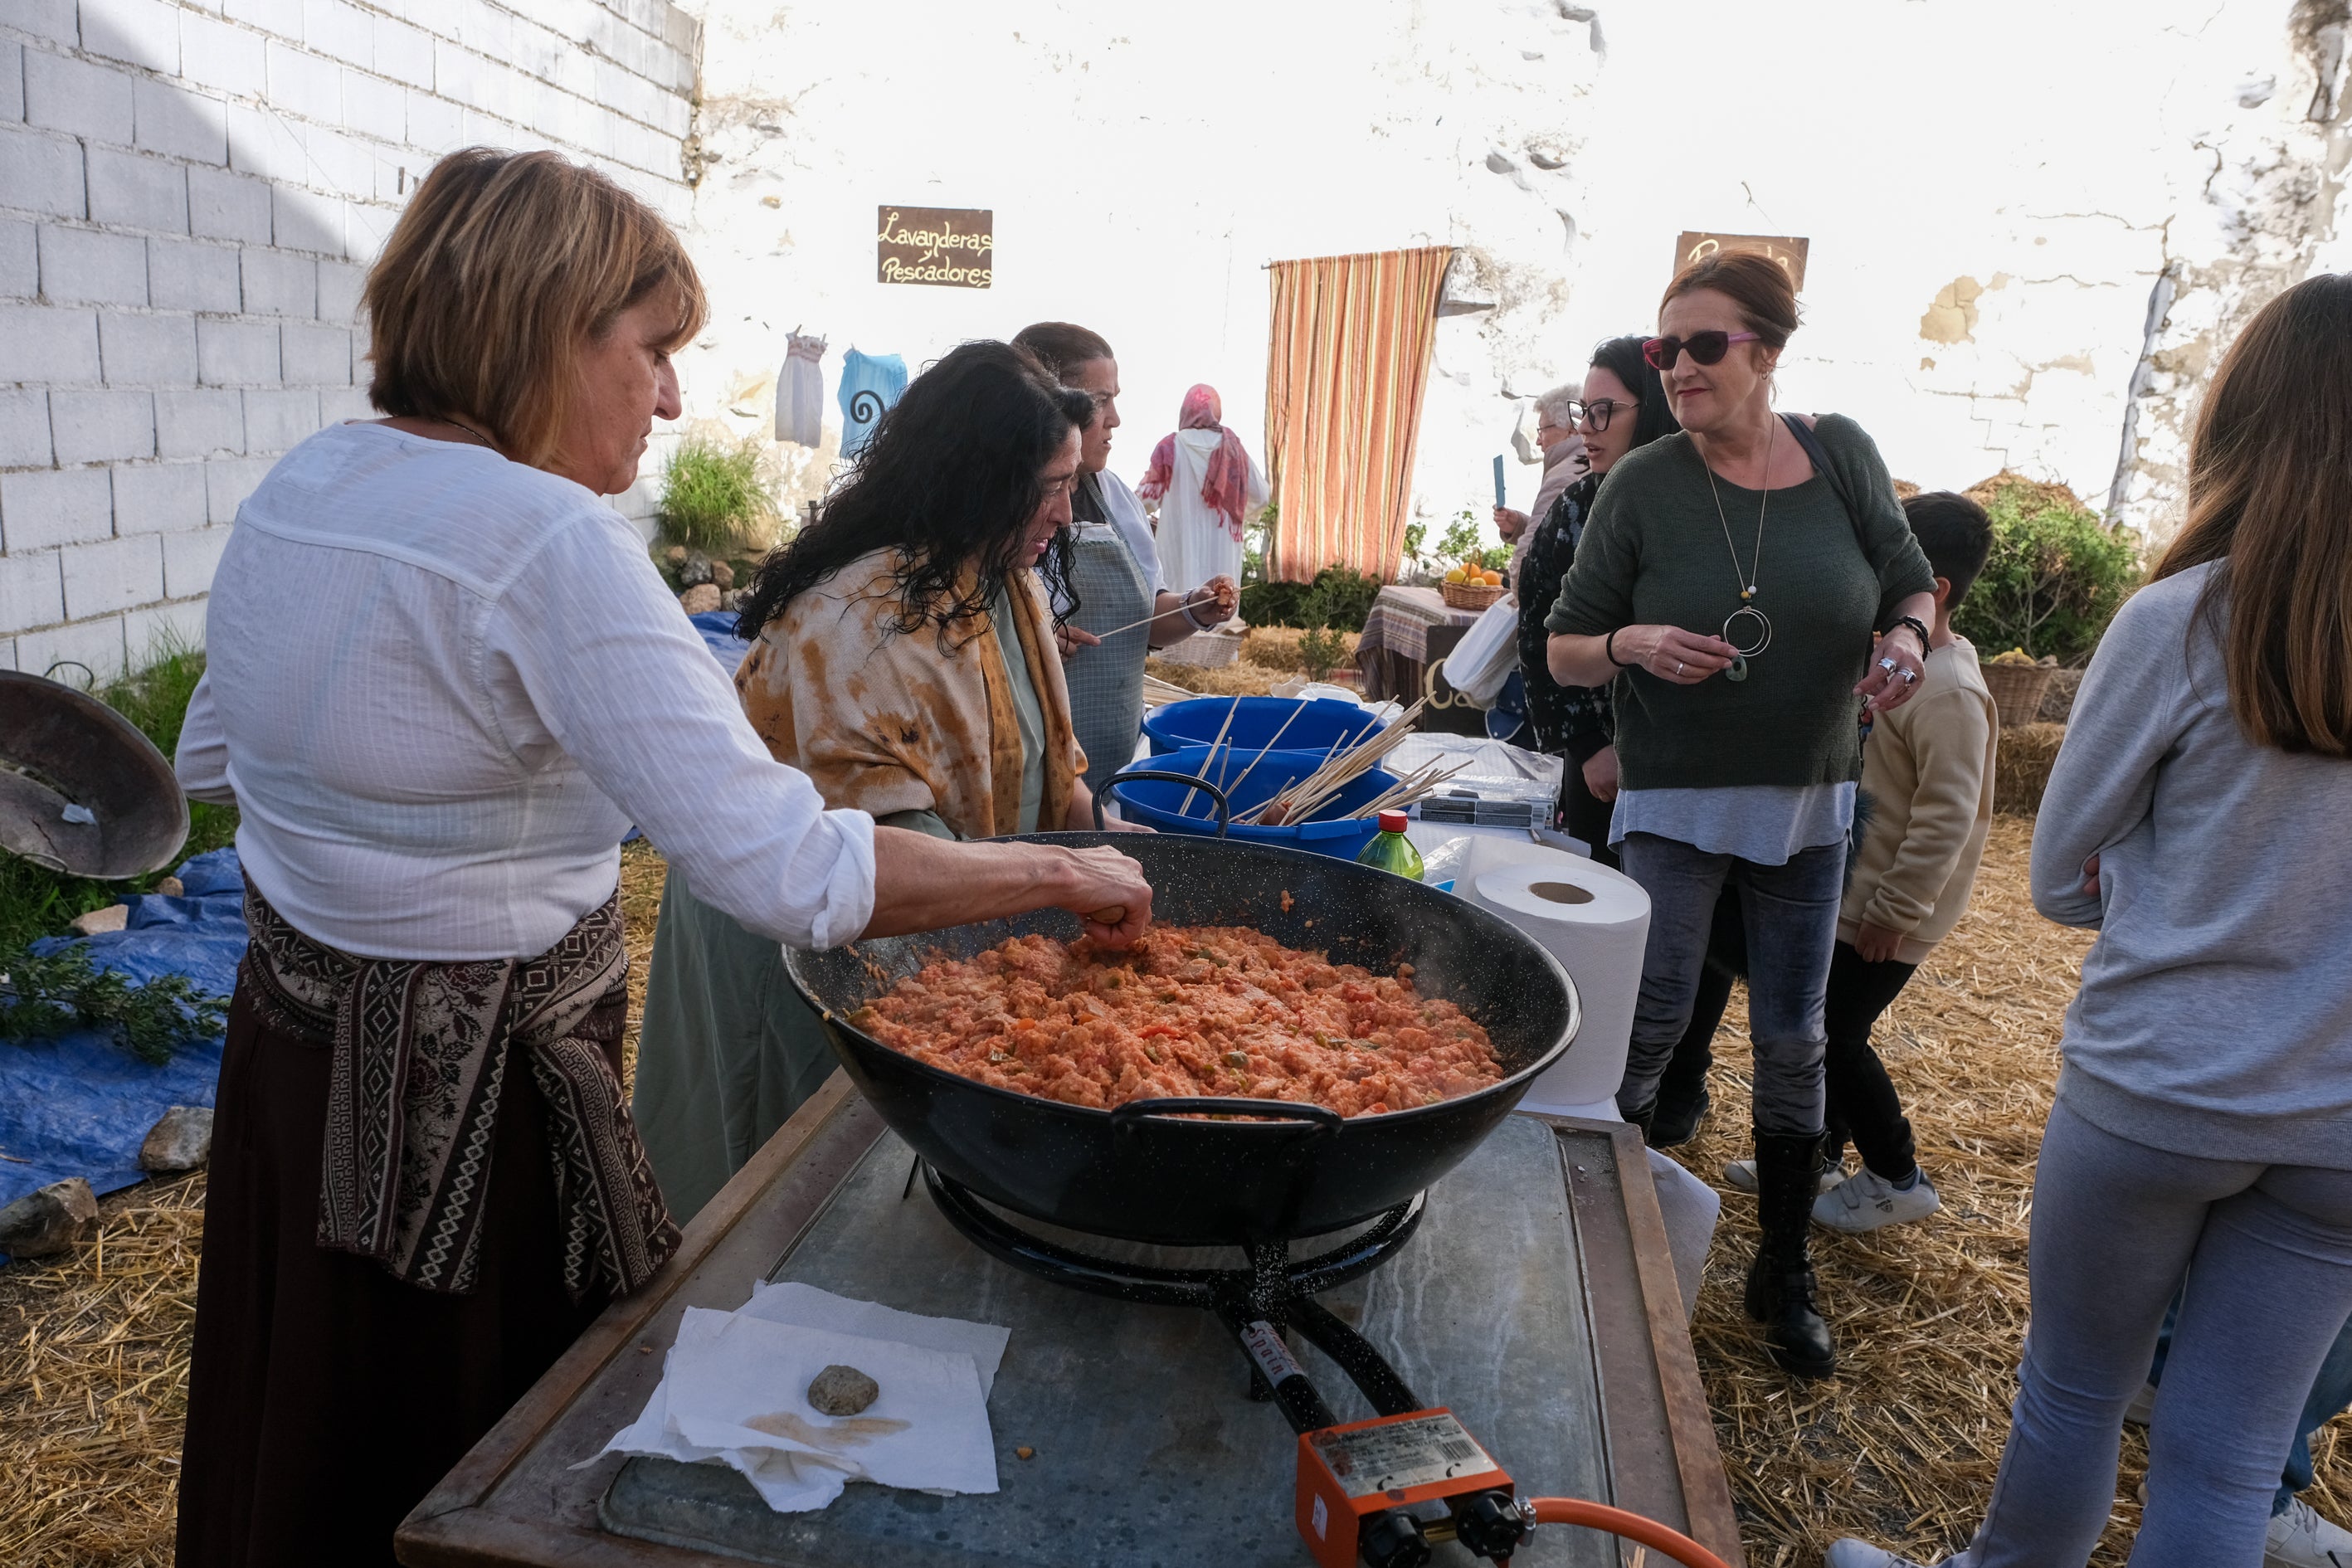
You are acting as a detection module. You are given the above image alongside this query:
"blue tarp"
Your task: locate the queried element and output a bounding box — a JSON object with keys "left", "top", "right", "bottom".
{"left": 0, "top": 847, "right": 248, "bottom": 1255}
{"left": 689, "top": 607, "right": 752, "bottom": 671}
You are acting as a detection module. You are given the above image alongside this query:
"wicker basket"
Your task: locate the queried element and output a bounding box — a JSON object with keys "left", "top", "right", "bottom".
{"left": 1152, "top": 627, "right": 1243, "bottom": 670}
{"left": 1981, "top": 661, "right": 2059, "bottom": 728}
{"left": 1440, "top": 580, "right": 1507, "bottom": 611}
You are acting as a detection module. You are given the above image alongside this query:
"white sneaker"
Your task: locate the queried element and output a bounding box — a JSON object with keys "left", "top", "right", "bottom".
{"left": 2122, "top": 1380, "right": 2156, "bottom": 1427}
{"left": 2267, "top": 1497, "right": 2352, "bottom": 1568}
{"left": 1813, "top": 1167, "right": 1942, "bottom": 1233}
{"left": 1826, "top": 1540, "right": 1945, "bottom": 1568}
{"left": 1723, "top": 1157, "right": 1845, "bottom": 1195}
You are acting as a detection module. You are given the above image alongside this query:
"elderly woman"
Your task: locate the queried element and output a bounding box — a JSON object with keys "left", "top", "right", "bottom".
{"left": 171, "top": 150, "right": 1150, "bottom": 1567}
{"left": 1547, "top": 251, "right": 1936, "bottom": 1378}
{"left": 1493, "top": 384, "right": 1589, "bottom": 586}
{"left": 1138, "top": 382, "right": 1269, "bottom": 592}
{"left": 1011, "top": 321, "right": 1237, "bottom": 779}
{"left": 632, "top": 339, "right": 1141, "bottom": 1220}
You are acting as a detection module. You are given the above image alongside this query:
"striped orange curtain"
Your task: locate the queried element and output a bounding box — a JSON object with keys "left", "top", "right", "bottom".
{"left": 1263, "top": 246, "right": 1453, "bottom": 583}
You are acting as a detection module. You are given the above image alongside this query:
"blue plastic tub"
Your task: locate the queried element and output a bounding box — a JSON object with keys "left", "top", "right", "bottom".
{"left": 1141, "top": 695, "right": 1381, "bottom": 758}
{"left": 1105, "top": 745, "right": 1399, "bottom": 862}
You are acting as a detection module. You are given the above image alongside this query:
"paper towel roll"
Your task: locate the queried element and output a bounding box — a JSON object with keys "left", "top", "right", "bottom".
{"left": 1468, "top": 855, "right": 1650, "bottom": 1117}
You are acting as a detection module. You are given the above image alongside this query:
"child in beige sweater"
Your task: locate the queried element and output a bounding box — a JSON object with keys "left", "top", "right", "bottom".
{"left": 1812, "top": 491, "right": 1999, "bottom": 1234}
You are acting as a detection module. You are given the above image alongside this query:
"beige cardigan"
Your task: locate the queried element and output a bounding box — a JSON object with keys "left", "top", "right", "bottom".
{"left": 733, "top": 550, "right": 1083, "bottom": 840}
{"left": 1838, "top": 639, "right": 1999, "bottom": 965}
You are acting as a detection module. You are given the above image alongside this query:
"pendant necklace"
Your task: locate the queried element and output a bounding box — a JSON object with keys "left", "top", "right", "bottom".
{"left": 1703, "top": 416, "right": 1775, "bottom": 683}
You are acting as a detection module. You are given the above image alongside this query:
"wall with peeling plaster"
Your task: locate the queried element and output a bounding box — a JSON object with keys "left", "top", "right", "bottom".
{"left": 675, "top": 0, "right": 2350, "bottom": 557}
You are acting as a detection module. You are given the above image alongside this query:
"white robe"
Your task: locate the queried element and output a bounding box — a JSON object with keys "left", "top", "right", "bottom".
{"left": 1149, "top": 428, "right": 1269, "bottom": 595}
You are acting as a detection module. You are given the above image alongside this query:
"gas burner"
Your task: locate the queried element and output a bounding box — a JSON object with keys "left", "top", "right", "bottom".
{"left": 923, "top": 1166, "right": 1533, "bottom": 1568}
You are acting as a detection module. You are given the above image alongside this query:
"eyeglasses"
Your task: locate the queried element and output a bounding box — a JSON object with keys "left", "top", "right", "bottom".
{"left": 1567, "top": 398, "right": 1635, "bottom": 432}
{"left": 1642, "top": 330, "right": 1760, "bottom": 370}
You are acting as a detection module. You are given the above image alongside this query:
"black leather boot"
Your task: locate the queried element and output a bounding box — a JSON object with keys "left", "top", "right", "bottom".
{"left": 1744, "top": 1131, "right": 1836, "bottom": 1378}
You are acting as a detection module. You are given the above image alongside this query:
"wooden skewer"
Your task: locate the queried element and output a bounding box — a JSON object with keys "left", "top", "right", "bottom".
{"left": 1179, "top": 696, "right": 1241, "bottom": 817}
{"left": 1217, "top": 699, "right": 1309, "bottom": 803}
{"left": 1086, "top": 592, "right": 1236, "bottom": 643}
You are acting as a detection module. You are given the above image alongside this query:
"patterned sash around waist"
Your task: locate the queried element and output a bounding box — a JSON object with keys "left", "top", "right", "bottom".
{"left": 239, "top": 881, "right": 679, "bottom": 1301}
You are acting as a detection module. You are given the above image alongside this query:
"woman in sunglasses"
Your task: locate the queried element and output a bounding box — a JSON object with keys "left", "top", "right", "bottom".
{"left": 1545, "top": 251, "right": 1937, "bottom": 1378}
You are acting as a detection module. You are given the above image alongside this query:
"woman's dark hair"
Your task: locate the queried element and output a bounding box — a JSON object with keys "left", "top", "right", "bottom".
{"left": 1586, "top": 334, "right": 1681, "bottom": 451}
{"left": 1658, "top": 251, "right": 1801, "bottom": 349}
{"left": 1901, "top": 491, "right": 1994, "bottom": 605}
{"left": 735, "top": 340, "right": 1093, "bottom": 643}
{"left": 1011, "top": 321, "right": 1113, "bottom": 382}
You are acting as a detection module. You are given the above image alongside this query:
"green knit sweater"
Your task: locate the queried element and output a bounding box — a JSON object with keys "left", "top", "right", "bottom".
{"left": 1546, "top": 415, "right": 1936, "bottom": 791}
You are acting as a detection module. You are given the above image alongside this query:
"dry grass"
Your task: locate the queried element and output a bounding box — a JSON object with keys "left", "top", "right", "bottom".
{"left": 1671, "top": 814, "right": 2350, "bottom": 1565}
{"left": 3, "top": 821, "right": 2344, "bottom": 1566}
{"left": 0, "top": 1174, "right": 205, "bottom": 1567}
{"left": 1142, "top": 655, "right": 1293, "bottom": 698}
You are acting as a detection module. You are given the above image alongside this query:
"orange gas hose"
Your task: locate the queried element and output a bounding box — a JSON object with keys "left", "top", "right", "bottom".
{"left": 1528, "top": 1497, "right": 1733, "bottom": 1568}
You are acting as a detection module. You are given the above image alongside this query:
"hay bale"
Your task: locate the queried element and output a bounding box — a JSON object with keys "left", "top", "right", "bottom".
{"left": 1141, "top": 658, "right": 1290, "bottom": 698}
{"left": 2038, "top": 667, "right": 2084, "bottom": 723}
{"left": 1965, "top": 470, "right": 2091, "bottom": 515}
{"left": 1995, "top": 722, "right": 2067, "bottom": 815}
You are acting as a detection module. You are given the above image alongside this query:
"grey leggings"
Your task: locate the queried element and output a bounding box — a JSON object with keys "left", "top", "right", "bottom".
{"left": 1956, "top": 1099, "right": 2352, "bottom": 1568}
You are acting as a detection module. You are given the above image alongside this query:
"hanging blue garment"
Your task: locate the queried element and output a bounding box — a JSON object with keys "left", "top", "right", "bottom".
{"left": 837, "top": 348, "right": 908, "bottom": 459}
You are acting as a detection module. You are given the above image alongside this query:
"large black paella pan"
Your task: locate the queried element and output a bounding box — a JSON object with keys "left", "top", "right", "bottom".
{"left": 782, "top": 826, "right": 1580, "bottom": 1246}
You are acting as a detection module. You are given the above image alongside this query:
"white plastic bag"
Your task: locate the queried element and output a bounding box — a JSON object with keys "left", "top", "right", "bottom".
{"left": 1441, "top": 597, "right": 1521, "bottom": 705}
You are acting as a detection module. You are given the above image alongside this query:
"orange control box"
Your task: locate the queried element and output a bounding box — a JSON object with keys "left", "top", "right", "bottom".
{"left": 1294, "top": 1407, "right": 1512, "bottom": 1568}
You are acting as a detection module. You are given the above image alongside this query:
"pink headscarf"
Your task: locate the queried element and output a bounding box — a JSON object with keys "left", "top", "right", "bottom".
{"left": 1138, "top": 384, "right": 1254, "bottom": 542}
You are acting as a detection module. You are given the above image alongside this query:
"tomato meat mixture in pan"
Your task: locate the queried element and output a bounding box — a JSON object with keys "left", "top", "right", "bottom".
{"left": 850, "top": 924, "right": 1503, "bottom": 1116}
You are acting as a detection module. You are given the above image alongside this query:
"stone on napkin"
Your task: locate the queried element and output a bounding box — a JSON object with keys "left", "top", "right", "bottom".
{"left": 589, "top": 1305, "right": 999, "bottom": 1512}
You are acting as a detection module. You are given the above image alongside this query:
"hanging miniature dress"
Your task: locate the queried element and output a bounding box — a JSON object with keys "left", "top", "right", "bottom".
{"left": 776, "top": 332, "right": 827, "bottom": 448}
{"left": 836, "top": 348, "right": 909, "bottom": 459}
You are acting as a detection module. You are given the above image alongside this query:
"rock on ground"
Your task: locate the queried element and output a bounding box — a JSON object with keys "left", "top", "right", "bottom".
{"left": 0, "top": 1177, "right": 100, "bottom": 1257}
{"left": 68, "top": 903, "right": 129, "bottom": 936}
{"left": 679, "top": 583, "right": 723, "bottom": 616}
{"left": 140, "top": 1106, "right": 215, "bottom": 1172}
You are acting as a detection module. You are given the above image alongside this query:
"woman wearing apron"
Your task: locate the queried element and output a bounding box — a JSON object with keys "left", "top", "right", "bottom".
{"left": 1013, "top": 323, "right": 1238, "bottom": 782}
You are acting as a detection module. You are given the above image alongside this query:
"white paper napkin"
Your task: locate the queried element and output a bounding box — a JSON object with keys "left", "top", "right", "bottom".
{"left": 585, "top": 1288, "right": 1007, "bottom": 1513}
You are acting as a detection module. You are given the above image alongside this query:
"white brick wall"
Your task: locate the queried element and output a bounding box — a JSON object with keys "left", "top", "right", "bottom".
{"left": 0, "top": 0, "right": 698, "bottom": 679}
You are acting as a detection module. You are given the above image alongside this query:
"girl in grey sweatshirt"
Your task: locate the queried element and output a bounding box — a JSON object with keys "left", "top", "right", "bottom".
{"left": 1830, "top": 270, "right": 2352, "bottom": 1568}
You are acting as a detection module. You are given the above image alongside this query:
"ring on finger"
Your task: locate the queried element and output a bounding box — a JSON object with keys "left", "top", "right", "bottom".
{"left": 1675, "top": 659, "right": 1685, "bottom": 676}
{"left": 1899, "top": 668, "right": 1918, "bottom": 684}
{"left": 1877, "top": 655, "right": 1899, "bottom": 674}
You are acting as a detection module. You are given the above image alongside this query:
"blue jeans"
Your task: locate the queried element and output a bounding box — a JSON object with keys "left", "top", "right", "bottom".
{"left": 1954, "top": 1101, "right": 2352, "bottom": 1568}
{"left": 1614, "top": 832, "right": 1844, "bottom": 1137}
{"left": 2150, "top": 1295, "right": 2352, "bottom": 1514}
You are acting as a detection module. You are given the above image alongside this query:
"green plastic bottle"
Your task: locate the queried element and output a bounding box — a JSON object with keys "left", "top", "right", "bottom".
{"left": 1355, "top": 810, "right": 1424, "bottom": 880}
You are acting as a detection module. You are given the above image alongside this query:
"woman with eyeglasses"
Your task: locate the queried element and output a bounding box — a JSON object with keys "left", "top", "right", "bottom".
{"left": 1514, "top": 338, "right": 1679, "bottom": 868}
{"left": 1546, "top": 252, "right": 1936, "bottom": 1378}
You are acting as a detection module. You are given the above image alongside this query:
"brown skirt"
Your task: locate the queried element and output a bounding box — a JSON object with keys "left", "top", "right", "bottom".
{"left": 175, "top": 977, "right": 617, "bottom": 1568}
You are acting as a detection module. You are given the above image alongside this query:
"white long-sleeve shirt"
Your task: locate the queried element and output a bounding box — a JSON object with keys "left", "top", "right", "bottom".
{"left": 177, "top": 421, "right": 875, "bottom": 961}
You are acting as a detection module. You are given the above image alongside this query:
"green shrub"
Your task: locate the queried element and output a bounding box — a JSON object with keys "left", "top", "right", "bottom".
{"left": 1951, "top": 477, "right": 2143, "bottom": 665}
{"left": 1239, "top": 566, "right": 1381, "bottom": 634}
{"left": 658, "top": 436, "right": 780, "bottom": 556}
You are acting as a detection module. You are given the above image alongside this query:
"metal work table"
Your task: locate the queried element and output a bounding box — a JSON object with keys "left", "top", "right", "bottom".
{"left": 396, "top": 1075, "right": 1741, "bottom": 1568}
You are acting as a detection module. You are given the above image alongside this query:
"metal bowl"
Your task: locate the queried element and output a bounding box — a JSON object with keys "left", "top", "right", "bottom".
{"left": 0, "top": 670, "right": 187, "bottom": 879}
{"left": 783, "top": 831, "right": 1581, "bottom": 1244}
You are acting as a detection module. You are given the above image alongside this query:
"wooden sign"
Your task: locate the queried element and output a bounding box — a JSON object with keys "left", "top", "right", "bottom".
{"left": 876, "top": 206, "right": 994, "bottom": 289}
{"left": 1672, "top": 231, "right": 1809, "bottom": 291}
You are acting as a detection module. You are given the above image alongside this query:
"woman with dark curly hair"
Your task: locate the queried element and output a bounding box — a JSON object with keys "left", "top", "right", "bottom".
{"left": 633, "top": 339, "right": 1142, "bottom": 1219}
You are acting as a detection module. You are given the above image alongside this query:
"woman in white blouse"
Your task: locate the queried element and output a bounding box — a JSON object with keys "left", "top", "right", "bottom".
{"left": 171, "top": 148, "right": 1152, "bottom": 1568}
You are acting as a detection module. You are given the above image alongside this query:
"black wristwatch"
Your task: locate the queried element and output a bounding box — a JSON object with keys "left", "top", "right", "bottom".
{"left": 1890, "top": 616, "right": 1931, "bottom": 660}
